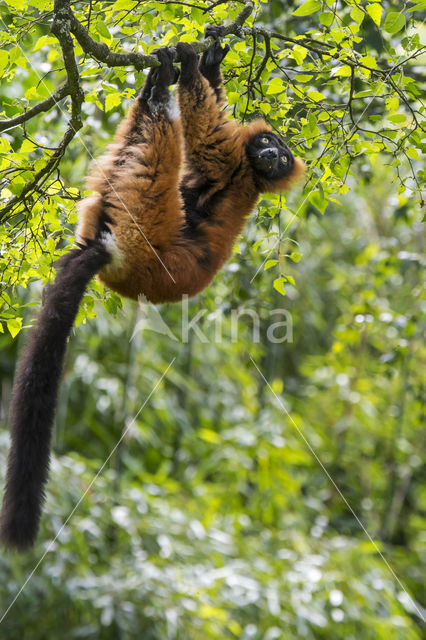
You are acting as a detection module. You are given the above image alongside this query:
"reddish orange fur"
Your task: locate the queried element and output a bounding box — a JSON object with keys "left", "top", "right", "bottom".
{"left": 77, "top": 64, "right": 305, "bottom": 303}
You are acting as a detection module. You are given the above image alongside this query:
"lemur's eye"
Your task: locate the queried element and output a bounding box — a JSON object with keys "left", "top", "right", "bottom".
{"left": 281, "top": 156, "right": 288, "bottom": 165}
{"left": 261, "top": 137, "right": 269, "bottom": 144}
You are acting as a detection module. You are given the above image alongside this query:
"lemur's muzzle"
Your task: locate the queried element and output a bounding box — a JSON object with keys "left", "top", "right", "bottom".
{"left": 258, "top": 147, "right": 279, "bottom": 170}
{"left": 260, "top": 148, "right": 279, "bottom": 160}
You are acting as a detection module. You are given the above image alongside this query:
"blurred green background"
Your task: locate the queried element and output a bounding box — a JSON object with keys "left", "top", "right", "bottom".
{"left": 0, "top": 0, "right": 424, "bottom": 638}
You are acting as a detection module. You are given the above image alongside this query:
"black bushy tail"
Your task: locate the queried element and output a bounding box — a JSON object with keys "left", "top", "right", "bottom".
{"left": 0, "top": 240, "right": 110, "bottom": 551}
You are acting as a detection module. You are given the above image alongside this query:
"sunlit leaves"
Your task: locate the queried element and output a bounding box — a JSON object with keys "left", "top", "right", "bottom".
{"left": 387, "top": 113, "right": 407, "bottom": 124}
{"left": 264, "top": 259, "right": 277, "bottom": 270}
{"left": 309, "top": 189, "right": 328, "bottom": 214}
{"left": 32, "top": 35, "right": 57, "bottom": 52}
{"left": 273, "top": 276, "right": 286, "bottom": 296}
{"left": 104, "top": 92, "right": 122, "bottom": 112}
{"left": 307, "top": 90, "right": 325, "bottom": 102}
{"left": 333, "top": 65, "right": 352, "bottom": 77}
{"left": 383, "top": 11, "right": 406, "bottom": 34}
{"left": 350, "top": 6, "right": 364, "bottom": 25}
{"left": 406, "top": 147, "right": 419, "bottom": 161}
{"left": 7, "top": 316, "right": 22, "bottom": 337}
{"left": 4, "top": 0, "right": 26, "bottom": 9}
{"left": 266, "top": 77, "right": 285, "bottom": 94}
{"left": 366, "top": 3, "right": 382, "bottom": 26}
{"left": 111, "top": 0, "right": 131, "bottom": 11}
{"left": 291, "top": 44, "right": 308, "bottom": 65}
{"left": 0, "top": 0, "right": 423, "bottom": 341}
{"left": 95, "top": 20, "right": 111, "bottom": 41}
{"left": 0, "top": 50, "right": 9, "bottom": 73}
{"left": 293, "top": 0, "right": 321, "bottom": 17}
{"left": 406, "top": 0, "right": 426, "bottom": 12}
{"left": 320, "top": 12, "right": 333, "bottom": 26}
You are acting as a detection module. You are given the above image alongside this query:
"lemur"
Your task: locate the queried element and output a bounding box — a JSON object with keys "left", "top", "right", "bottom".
{"left": 0, "top": 27, "right": 304, "bottom": 550}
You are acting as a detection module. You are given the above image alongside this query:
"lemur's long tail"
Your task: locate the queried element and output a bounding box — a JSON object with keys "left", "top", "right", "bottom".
{"left": 0, "top": 241, "right": 110, "bottom": 551}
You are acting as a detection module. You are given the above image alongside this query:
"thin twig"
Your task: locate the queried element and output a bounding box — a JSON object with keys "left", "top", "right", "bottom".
{"left": 0, "top": 83, "right": 70, "bottom": 133}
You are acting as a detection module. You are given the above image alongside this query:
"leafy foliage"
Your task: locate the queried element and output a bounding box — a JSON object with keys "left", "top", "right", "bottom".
{"left": 0, "top": 0, "right": 425, "bottom": 637}
{"left": 0, "top": 0, "right": 424, "bottom": 328}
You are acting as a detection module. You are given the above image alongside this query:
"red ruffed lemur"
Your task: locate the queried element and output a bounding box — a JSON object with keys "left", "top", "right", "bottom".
{"left": 0, "top": 27, "right": 305, "bottom": 550}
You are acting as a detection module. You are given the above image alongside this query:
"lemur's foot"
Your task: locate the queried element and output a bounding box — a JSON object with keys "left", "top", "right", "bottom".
{"left": 176, "top": 42, "right": 199, "bottom": 84}
{"left": 140, "top": 47, "right": 179, "bottom": 110}
{"left": 203, "top": 40, "right": 230, "bottom": 68}
{"left": 153, "top": 47, "right": 180, "bottom": 86}
{"left": 201, "top": 25, "right": 230, "bottom": 70}
{"left": 204, "top": 24, "right": 225, "bottom": 40}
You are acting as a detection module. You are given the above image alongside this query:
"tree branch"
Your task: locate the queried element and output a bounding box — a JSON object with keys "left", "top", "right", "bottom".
{"left": 0, "top": 1, "right": 255, "bottom": 223}
{"left": 69, "top": 12, "right": 160, "bottom": 70}
{"left": 68, "top": 1, "right": 255, "bottom": 66}
{"left": 0, "top": 0, "right": 85, "bottom": 222}
{"left": 0, "top": 83, "right": 70, "bottom": 133}
{"left": 0, "top": 127, "right": 79, "bottom": 222}
{"left": 1, "top": 0, "right": 422, "bottom": 225}
{"left": 50, "top": 0, "right": 84, "bottom": 132}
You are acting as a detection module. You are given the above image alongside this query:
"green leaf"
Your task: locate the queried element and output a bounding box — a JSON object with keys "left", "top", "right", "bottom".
{"left": 294, "top": 74, "right": 313, "bottom": 82}
{"left": 289, "top": 252, "right": 302, "bottom": 263}
{"left": 387, "top": 114, "right": 406, "bottom": 123}
{"left": 308, "top": 113, "right": 319, "bottom": 135}
{"left": 407, "top": 1, "right": 426, "bottom": 12}
{"left": 366, "top": 3, "right": 382, "bottom": 26}
{"left": 309, "top": 190, "right": 328, "bottom": 214}
{"left": 307, "top": 90, "right": 325, "bottom": 102}
{"left": 292, "top": 45, "right": 308, "bottom": 65}
{"left": 320, "top": 12, "right": 333, "bottom": 26}
{"left": 384, "top": 12, "right": 405, "bottom": 34}
{"left": 293, "top": 0, "right": 321, "bottom": 17}
{"left": 227, "top": 92, "right": 240, "bottom": 105}
{"left": 273, "top": 277, "right": 287, "bottom": 296}
{"left": 266, "top": 78, "right": 285, "bottom": 94}
{"left": 20, "top": 139, "right": 39, "bottom": 154}
{"left": 334, "top": 65, "right": 352, "bottom": 77}
{"left": 7, "top": 317, "right": 22, "bottom": 338}
{"left": 359, "top": 55, "right": 377, "bottom": 69}
{"left": 330, "top": 29, "right": 345, "bottom": 44}
{"left": 32, "top": 35, "right": 57, "bottom": 52}
{"left": 350, "top": 6, "right": 364, "bottom": 24}
{"left": 0, "top": 137, "right": 12, "bottom": 152}
{"left": 264, "top": 259, "right": 278, "bottom": 271}
{"left": 111, "top": 0, "right": 131, "bottom": 10}
{"left": 96, "top": 20, "right": 111, "bottom": 40}
{"left": 406, "top": 148, "right": 419, "bottom": 160}
{"left": 5, "top": 0, "right": 26, "bottom": 10}
{"left": 105, "top": 93, "right": 122, "bottom": 112}
{"left": 0, "top": 50, "right": 8, "bottom": 74}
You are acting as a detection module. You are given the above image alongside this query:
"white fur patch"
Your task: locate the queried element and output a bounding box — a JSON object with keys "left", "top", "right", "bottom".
{"left": 100, "top": 231, "right": 124, "bottom": 275}
{"left": 148, "top": 95, "right": 180, "bottom": 120}
{"left": 167, "top": 96, "right": 180, "bottom": 121}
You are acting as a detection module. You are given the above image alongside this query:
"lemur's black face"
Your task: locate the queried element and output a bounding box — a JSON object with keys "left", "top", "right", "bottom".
{"left": 247, "top": 132, "right": 294, "bottom": 180}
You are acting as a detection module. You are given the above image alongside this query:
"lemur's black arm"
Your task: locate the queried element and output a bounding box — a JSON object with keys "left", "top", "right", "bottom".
{"left": 199, "top": 25, "right": 230, "bottom": 103}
